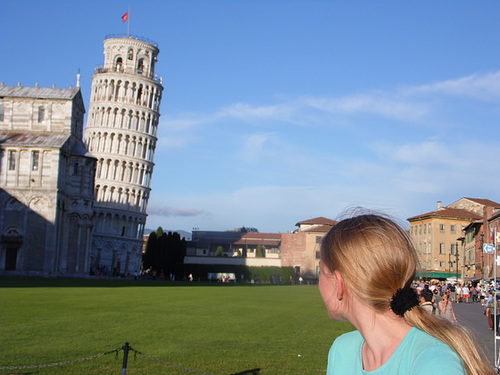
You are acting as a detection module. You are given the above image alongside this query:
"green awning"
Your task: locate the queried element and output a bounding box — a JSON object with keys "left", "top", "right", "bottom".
{"left": 416, "top": 271, "right": 461, "bottom": 279}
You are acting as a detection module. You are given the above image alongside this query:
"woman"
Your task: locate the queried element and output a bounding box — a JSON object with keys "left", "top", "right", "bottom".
{"left": 432, "top": 289, "right": 442, "bottom": 315}
{"left": 462, "top": 284, "right": 470, "bottom": 303}
{"left": 319, "top": 213, "right": 495, "bottom": 375}
{"left": 486, "top": 289, "right": 495, "bottom": 331}
{"left": 439, "top": 293, "right": 458, "bottom": 324}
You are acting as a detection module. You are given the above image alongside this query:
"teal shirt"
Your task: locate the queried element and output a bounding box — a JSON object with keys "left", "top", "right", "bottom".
{"left": 327, "top": 327, "right": 466, "bottom": 374}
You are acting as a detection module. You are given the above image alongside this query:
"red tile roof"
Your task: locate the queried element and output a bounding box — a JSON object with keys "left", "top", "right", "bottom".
{"left": 462, "top": 197, "right": 500, "bottom": 208}
{"left": 300, "top": 224, "right": 333, "bottom": 233}
{"left": 233, "top": 232, "right": 281, "bottom": 246}
{"left": 408, "top": 207, "right": 482, "bottom": 222}
{"left": 295, "top": 217, "right": 337, "bottom": 226}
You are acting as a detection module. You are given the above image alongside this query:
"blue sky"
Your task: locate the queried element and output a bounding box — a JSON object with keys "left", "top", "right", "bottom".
{"left": 2, "top": 1, "right": 500, "bottom": 233}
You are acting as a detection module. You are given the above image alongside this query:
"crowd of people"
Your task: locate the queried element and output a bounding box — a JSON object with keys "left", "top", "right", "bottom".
{"left": 415, "top": 280, "right": 499, "bottom": 332}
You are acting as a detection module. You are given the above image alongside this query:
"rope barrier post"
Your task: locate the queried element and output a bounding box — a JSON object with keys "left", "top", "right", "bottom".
{"left": 122, "top": 342, "right": 130, "bottom": 375}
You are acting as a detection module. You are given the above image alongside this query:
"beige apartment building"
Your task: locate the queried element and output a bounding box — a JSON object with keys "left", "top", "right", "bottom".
{"left": 408, "top": 201, "right": 481, "bottom": 279}
{"left": 408, "top": 197, "right": 500, "bottom": 281}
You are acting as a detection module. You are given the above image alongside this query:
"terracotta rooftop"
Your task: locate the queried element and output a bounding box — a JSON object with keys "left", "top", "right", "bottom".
{"left": 300, "top": 224, "right": 333, "bottom": 233}
{"left": 231, "top": 232, "right": 281, "bottom": 246}
{"left": 462, "top": 197, "right": 500, "bottom": 208}
{"left": 408, "top": 207, "right": 482, "bottom": 222}
{"left": 295, "top": 217, "right": 337, "bottom": 226}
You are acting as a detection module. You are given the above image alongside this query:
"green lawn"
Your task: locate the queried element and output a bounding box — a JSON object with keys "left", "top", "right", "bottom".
{"left": 0, "top": 278, "right": 354, "bottom": 374}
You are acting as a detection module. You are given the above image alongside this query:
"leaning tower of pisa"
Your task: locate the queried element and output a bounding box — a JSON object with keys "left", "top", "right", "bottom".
{"left": 84, "top": 35, "right": 163, "bottom": 274}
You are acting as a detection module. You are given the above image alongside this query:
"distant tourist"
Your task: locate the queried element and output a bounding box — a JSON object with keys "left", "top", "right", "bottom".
{"left": 439, "top": 293, "right": 458, "bottom": 324}
{"left": 432, "top": 289, "right": 442, "bottom": 315}
{"left": 319, "top": 212, "right": 495, "bottom": 375}
{"left": 419, "top": 289, "right": 434, "bottom": 314}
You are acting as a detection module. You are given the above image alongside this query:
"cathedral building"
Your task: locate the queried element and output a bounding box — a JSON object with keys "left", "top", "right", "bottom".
{"left": 84, "top": 35, "right": 163, "bottom": 274}
{"left": 0, "top": 80, "right": 96, "bottom": 274}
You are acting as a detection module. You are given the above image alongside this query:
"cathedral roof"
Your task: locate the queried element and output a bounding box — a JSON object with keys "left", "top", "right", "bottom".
{"left": 0, "top": 131, "right": 70, "bottom": 147}
{"left": 0, "top": 85, "right": 80, "bottom": 100}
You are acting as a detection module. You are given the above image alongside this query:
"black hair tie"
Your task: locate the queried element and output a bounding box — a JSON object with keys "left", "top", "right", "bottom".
{"left": 390, "top": 286, "right": 419, "bottom": 316}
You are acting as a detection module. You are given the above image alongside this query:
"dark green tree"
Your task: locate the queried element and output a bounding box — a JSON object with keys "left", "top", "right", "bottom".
{"left": 142, "top": 231, "right": 159, "bottom": 271}
{"left": 255, "top": 245, "right": 266, "bottom": 258}
{"left": 142, "top": 228, "right": 187, "bottom": 278}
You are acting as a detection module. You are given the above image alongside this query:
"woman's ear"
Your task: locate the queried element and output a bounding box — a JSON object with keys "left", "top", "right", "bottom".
{"left": 334, "top": 270, "right": 344, "bottom": 301}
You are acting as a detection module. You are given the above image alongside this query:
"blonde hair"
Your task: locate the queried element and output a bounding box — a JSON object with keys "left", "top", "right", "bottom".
{"left": 321, "top": 213, "right": 495, "bottom": 375}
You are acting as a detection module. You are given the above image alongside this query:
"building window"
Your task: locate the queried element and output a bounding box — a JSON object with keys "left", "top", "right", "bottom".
{"left": 439, "top": 243, "right": 445, "bottom": 254}
{"left": 32, "top": 151, "right": 39, "bottom": 171}
{"left": 73, "top": 162, "right": 79, "bottom": 175}
{"left": 451, "top": 243, "right": 456, "bottom": 255}
{"left": 419, "top": 225, "right": 422, "bottom": 234}
{"left": 0, "top": 104, "right": 4, "bottom": 122}
{"left": 315, "top": 251, "right": 320, "bottom": 259}
{"left": 8, "top": 150, "right": 16, "bottom": 170}
{"left": 316, "top": 236, "right": 322, "bottom": 244}
{"left": 128, "top": 49, "right": 134, "bottom": 60}
{"left": 428, "top": 224, "right": 432, "bottom": 233}
{"left": 424, "top": 224, "right": 427, "bottom": 234}
{"left": 440, "top": 261, "right": 445, "bottom": 267}
{"left": 439, "top": 224, "right": 445, "bottom": 233}
{"left": 450, "top": 224, "right": 456, "bottom": 234}
{"left": 38, "top": 106, "right": 45, "bottom": 123}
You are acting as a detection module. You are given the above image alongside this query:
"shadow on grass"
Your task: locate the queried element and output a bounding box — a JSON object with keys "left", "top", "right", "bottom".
{"left": 231, "top": 369, "right": 260, "bottom": 375}
{"left": 0, "top": 277, "right": 298, "bottom": 288}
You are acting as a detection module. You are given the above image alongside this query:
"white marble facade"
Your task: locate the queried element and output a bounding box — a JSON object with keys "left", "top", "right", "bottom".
{"left": 0, "top": 82, "right": 96, "bottom": 275}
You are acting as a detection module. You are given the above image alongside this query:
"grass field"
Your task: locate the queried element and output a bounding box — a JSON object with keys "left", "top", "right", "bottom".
{"left": 0, "top": 278, "right": 354, "bottom": 374}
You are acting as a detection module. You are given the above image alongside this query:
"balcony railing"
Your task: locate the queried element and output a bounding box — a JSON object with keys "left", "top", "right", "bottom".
{"left": 104, "top": 34, "right": 159, "bottom": 48}
{"left": 94, "top": 65, "right": 162, "bottom": 85}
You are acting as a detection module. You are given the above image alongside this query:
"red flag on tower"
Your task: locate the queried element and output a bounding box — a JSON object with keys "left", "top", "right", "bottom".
{"left": 122, "top": 12, "right": 129, "bottom": 23}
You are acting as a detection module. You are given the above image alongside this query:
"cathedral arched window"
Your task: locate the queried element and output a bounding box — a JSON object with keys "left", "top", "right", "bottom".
{"left": 38, "top": 106, "right": 45, "bottom": 123}
{"left": 128, "top": 49, "right": 133, "bottom": 60}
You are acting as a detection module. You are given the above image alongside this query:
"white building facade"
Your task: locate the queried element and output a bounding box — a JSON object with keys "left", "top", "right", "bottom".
{"left": 84, "top": 35, "right": 163, "bottom": 274}
{"left": 0, "top": 82, "right": 96, "bottom": 275}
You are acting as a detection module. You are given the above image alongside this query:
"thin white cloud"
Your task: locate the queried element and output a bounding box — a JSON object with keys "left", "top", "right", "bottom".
{"left": 216, "top": 102, "right": 295, "bottom": 122}
{"left": 160, "top": 69, "right": 500, "bottom": 143}
{"left": 371, "top": 139, "right": 500, "bottom": 195}
{"left": 148, "top": 205, "right": 206, "bottom": 217}
{"left": 404, "top": 70, "right": 500, "bottom": 102}
{"left": 300, "top": 94, "right": 429, "bottom": 122}
{"left": 241, "top": 132, "right": 276, "bottom": 162}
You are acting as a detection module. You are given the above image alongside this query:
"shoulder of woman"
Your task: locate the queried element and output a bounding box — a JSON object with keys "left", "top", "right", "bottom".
{"left": 413, "top": 340, "right": 466, "bottom": 374}
{"left": 331, "top": 330, "right": 362, "bottom": 349}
